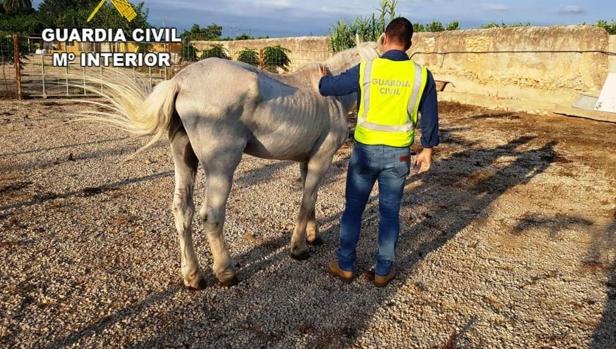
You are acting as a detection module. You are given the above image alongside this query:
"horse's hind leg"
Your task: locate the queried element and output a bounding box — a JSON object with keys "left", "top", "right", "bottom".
{"left": 198, "top": 145, "right": 244, "bottom": 287}
{"left": 291, "top": 152, "right": 334, "bottom": 259}
{"left": 170, "top": 125, "right": 205, "bottom": 289}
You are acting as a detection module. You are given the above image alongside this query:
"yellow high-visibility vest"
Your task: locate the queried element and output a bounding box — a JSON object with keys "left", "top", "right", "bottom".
{"left": 355, "top": 58, "right": 428, "bottom": 147}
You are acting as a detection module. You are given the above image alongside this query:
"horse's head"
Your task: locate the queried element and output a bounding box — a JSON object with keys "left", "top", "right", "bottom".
{"left": 319, "top": 41, "right": 379, "bottom": 114}
{"left": 324, "top": 41, "right": 379, "bottom": 75}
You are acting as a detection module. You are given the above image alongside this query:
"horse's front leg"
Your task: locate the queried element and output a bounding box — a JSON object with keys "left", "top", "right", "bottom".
{"left": 291, "top": 153, "right": 333, "bottom": 260}
{"left": 300, "top": 162, "right": 321, "bottom": 245}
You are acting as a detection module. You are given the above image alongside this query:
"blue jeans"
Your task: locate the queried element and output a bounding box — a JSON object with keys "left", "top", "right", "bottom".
{"left": 336, "top": 142, "right": 411, "bottom": 276}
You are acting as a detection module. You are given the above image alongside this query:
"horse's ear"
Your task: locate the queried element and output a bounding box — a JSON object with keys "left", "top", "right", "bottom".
{"left": 355, "top": 33, "right": 362, "bottom": 46}
{"left": 358, "top": 44, "right": 379, "bottom": 62}
{"left": 377, "top": 33, "right": 385, "bottom": 53}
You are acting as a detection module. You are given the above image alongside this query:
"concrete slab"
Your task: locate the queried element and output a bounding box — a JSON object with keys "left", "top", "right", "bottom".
{"left": 555, "top": 106, "right": 616, "bottom": 123}
{"left": 596, "top": 73, "right": 616, "bottom": 112}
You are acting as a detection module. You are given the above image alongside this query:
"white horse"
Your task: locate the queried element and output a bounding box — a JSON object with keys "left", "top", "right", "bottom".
{"left": 82, "top": 43, "right": 379, "bottom": 289}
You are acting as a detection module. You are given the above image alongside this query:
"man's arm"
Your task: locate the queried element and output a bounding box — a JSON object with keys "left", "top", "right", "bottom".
{"left": 418, "top": 71, "right": 439, "bottom": 148}
{"left": 319, "top": 65, "right": 360, "bottom": 97}
{"left": 413, "top": 70, "right": 439, "bottom": 173}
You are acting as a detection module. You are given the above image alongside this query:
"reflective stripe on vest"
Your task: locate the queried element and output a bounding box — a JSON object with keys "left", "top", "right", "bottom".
{"left": 357, "top": 59, "right": 425, "bottom": 133}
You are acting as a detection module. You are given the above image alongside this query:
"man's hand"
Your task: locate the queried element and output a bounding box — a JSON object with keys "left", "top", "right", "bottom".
{"left": 413, "top": 148, "right": 433, "bottom": 174}
{"left": 319, "top": 65, "right": 331, "bottom": 77}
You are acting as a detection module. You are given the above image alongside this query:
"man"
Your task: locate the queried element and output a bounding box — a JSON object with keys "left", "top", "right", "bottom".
{"left": 319, "top": 17, "right": 439, "bottom": 287}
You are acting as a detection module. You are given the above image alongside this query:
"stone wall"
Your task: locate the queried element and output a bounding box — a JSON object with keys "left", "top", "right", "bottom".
{"left": 410, "top": 26, "right": 610, "bottom": 113}
{"left": 192, "top": 26, "right": 612, "bottom": 114}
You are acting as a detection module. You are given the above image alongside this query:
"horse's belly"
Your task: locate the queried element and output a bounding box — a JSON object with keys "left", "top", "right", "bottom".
{"left": 243, "top": 99, "right": 328, "bottom": 161}
{"left": 244, "top": 134, "right": 313, "bottom": 162}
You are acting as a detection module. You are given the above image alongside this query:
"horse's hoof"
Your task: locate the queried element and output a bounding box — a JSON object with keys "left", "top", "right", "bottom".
{"left": 290, "top": 249, "right": 310, "bottom": 261}
{"left": 186, "top": 276, "right": 208, "bottom": 291}
{"left": 219, "top": 275, "right": 239, "bottom": 288}
{"left": 307, "top": 236, "right": 323, "bottom": 246}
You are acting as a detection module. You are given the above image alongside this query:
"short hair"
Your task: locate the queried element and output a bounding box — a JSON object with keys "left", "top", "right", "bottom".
{"left": 385, "top": 17, "right": 414, "bottom": 49}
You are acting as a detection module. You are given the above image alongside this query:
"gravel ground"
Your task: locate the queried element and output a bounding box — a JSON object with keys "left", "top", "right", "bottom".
{"left": 1, "top": 100, "right": 615, "bottom": 348}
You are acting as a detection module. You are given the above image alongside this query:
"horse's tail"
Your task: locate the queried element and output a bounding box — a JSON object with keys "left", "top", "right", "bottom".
{"left": 78, "top": 69, "right": 179, "bottom": 155}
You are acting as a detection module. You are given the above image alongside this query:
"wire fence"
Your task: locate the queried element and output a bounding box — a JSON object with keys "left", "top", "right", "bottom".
{"left": 0, "top": 34, "right": 185, "bottom": 99}
{"left": 0, "top": 35, "right": 332, "bottom": 99}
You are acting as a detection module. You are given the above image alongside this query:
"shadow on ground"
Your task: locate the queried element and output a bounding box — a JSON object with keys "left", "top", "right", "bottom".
{"left": 590, "top": 219, "right": 616, "bottom": 348}
{"left": 28, "top": 135, "right": 558, "bottom": 348}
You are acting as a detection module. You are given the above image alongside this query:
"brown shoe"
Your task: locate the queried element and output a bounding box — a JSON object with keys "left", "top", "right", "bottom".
{"left": 328, "top": 260, "right": 353, "bottom": 283}
{"left": 370, "top": 268, "right": 395, "bottom": 288}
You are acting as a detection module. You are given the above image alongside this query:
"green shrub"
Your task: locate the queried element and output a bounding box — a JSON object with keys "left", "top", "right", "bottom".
{"left": 181, "top": 42, "right": 198, "bottom": 62}
{"left": 329, "top": 0, "right": 397, "bottom": 52}
{"left": 414, "top": 21, "right": 461, "bottom": 32}
{"left": 597, "top": 20, "right": 616, "bottom": 35}
{"left": 200, "top": 44, "right": 229, "bottom": 60}
{"left": 263, "top": 45, "right": 290, "bottom": 72}
{"left": 328, "top": 1, "right": 462, "bottom": 52}
{"left": 237, "top": 48, "right": 259, "bottom": 66}
{"left": 480, "top": 22, "right": 531, "bottom": 29}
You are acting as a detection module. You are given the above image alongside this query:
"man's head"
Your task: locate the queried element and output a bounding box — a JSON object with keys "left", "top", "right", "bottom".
{"left": 382, "top": 17, "right": 414, "bottom": 52}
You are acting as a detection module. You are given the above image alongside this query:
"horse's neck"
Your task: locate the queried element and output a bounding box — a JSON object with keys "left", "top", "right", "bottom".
{"left": 276, "top": 64, "right": 322, "bottom": 90}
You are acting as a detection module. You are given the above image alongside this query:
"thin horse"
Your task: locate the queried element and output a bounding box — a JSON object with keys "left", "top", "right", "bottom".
{"left": 82, "top": 43, "right": 379, "bottom": 288}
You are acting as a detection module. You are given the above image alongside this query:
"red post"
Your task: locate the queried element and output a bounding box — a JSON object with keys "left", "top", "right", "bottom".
{"left": 13, "top": 34, "right": 21, "bottom": 100}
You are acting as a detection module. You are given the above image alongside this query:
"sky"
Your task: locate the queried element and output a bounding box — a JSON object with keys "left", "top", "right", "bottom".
{"left": 32, "top": 0, "right": 615, "bottom": 37}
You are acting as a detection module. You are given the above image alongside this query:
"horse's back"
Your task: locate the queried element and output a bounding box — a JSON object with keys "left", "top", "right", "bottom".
{"left": 174, "top": 58, "right": 260, "bottom": 121}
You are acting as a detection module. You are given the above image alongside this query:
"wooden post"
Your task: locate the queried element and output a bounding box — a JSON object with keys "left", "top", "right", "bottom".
{"left": 164, "top": 43, "right": 169, "bottom": 80}
{"left": 13, "top": 34, "right": 21, "bottom": 100}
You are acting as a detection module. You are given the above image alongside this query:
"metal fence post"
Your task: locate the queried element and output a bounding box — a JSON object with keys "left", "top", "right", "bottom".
{"left": 148, "top": 66, "right": 152, "bottom": 89}
{"left": 1, "top": 38, "right": 9, "bottom": 95}
{"left": 65, "top": 43, "right": 69, "bottom": 96}
{"left": 13, "top": 34, "right": 21, "bottom": 100}
{"left": 41, "top": 52, "right": 46, "bottom": 98}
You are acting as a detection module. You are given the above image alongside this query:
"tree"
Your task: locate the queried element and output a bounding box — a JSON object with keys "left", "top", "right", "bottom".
{"left": 3, "top": 0, "right": 32, "bottom": 14}
{"left": 182, "top": 23, "right": 222, "bottom": 41}
{"left": 181, "top": 43, "right": 198, "bottom": 62}
{"left": 0, "top": 12, "right": 41, "bottom": 34}
{"left": 235, "top": 33, "right": 254, "bottom": 40}
{"left": 237, "top": 48, "right": 259, "bottom": 66}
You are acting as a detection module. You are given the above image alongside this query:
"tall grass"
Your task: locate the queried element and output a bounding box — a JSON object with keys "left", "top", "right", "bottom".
{"left": 329, "top": 0, "right": 397, "bottom": 52}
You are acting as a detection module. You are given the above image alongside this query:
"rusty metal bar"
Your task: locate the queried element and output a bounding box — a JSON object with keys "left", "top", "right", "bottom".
{"left": 13, "top": 34, "right": 21, "bottom": 100}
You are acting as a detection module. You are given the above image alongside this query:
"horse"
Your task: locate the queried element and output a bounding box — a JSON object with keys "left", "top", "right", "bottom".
{"left": 81, "top": 42, "right": 379, "bottom": 289}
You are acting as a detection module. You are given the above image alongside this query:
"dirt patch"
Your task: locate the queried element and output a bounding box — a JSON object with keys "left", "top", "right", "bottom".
{"left": 0, "top": 100, "right": 615, "bottom": 348}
